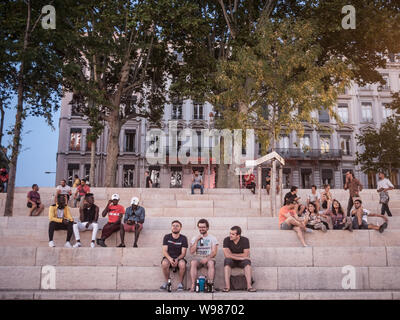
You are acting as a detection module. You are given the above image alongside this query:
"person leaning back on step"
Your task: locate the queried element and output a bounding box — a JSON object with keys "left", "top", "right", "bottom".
{"left": 160, "top": 220, "right": 188, "bottom": 292}
{"left": 73, "top": 193, "right": 99, "bottom": 248}
{"left": 97, "top": 194, "right": 125, "bottom": 247}
{"left": 344, "top": 171, "right": 363, "bottom": 217}
{"left": 118, "top": 196, "right": 145, "bottom": 248}
{"left": 48, "top": 194, "right": 74, "bottom": 248}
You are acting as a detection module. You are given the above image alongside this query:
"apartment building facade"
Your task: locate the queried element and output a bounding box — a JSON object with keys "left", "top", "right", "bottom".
{"left": 56, "top": 56, "right": 400, "bottom": 189}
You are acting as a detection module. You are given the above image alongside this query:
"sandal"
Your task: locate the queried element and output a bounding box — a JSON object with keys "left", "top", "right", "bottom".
{"left": 247, "top": 287, "right": 257, "bottom": 292}
{"left": 222, "top": 288, "right": 230, "bottom": 292}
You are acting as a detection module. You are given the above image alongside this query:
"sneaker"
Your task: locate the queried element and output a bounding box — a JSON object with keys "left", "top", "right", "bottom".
{"left": 98, "top": 239, "right": 107, "bottom": 247}
{"left": 177, "top": 283, "right": 184, "bottom": 291}
{"left": 160, "top": 282, "right": 168, "bottom": 290}
{"left": 90, "top": 242, "right": 95, "bottom": 248}
{"left": 48, "top": 241, "right": 55, "bottom": 248}
{"left": 73, "top": 242, "right": 81, "bottom": 248}
{"left": 379, "top": 222, "right": 388, "bottom": 233}
{"left": 117, "top": 243, "right": 126, "bottom": 248}
{"left": 305, "top": 228, "right": 313, "bottom": 233}
{"left": 133, "top": 243, "right": 138, "bottom": 248}
{"left": 321, "top": 225, "right": 327, "bottom": 232}
{"left": 64, "top": 241, "right": 72, "bottom": 248}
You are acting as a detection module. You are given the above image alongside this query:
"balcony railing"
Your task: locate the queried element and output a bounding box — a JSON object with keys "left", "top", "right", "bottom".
{"left": 274, "top": 148, "right": 343, "bottom": 159}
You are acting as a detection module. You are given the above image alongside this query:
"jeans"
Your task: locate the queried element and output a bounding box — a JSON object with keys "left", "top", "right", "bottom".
{"left": 191, "top": 184, "right": 204, "bottom": 194}
{"left": 2, "top": 182, "right": 7, "bottom": 193}
{"left": 48, "top": 221, "right": 73, "bottom": 241}
{"left": 381, "top": 203, "right": 392, "bottom": 216}
{"left": 346, "top": 196, "right": 354, "bottom": 217}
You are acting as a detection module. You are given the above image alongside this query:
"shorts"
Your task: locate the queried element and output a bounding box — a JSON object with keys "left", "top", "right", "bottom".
{"left": 224, "top": 258, "right": 251, "bottom": 268}
{"left": 123, "top": 223, "right": 143, "bottom": 232}
{"left": 161, "top": 257, "right": 188, "bottom": 268}
{"left": 280, "top": 222, "right": 293, "bottom": 230}
{"left": 191, "top": 258, "right": 216, "bottom": 268}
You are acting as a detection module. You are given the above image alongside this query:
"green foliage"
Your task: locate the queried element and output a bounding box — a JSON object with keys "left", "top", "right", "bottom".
{"left": 355, "top": 117, "right": 400, "bottom": 174}
{"left": 212, "top": 17, "right": 352, "bottom": 151}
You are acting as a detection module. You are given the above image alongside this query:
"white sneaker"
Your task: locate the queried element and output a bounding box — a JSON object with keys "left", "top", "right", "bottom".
{"left": 90, "top": 242, "right": 95, "bottom": 248}
{"left": 73, "top": 242, "right": 81, "bottom": 248}
{"left": 64, "top": 241, "right": 72, "bottom": 248}
{"left": 49, "top": 241, "right": 56, "bottom": 248}
{"left": 305, "top": 228, "right": 313, "bottom": 233}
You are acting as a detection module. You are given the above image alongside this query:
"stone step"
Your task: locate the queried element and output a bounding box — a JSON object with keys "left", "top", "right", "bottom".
{"left": 1, "top": 247, "right": 398, "bottom": 268}
{"left": 1, "top": 229, "right": 399, "bottom": 248}
{"left": 2, "top": 216, "right": 400, "bottom": 230}
{"left": 0, "top": 265, "right": 399, "bottom": 290}
{"left": 1, "top": 289, "right": 399, "bottom": 300}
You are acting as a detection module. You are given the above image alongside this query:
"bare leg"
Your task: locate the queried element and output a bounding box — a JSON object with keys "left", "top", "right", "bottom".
{"left": 224, "top": 265, "right": 232, "bottom": 290}
{"left": 368, "top": 224, "right": 379, "bottom": 231}
{"left": 207, "top": 260, "right": 215, "bottom": 283}
{"left": 161, "top": 259, "right": 171, "bottom": 282}
{"left": 35, "top": 204, "right": 45, "bottom": 216}
{"left": 178, "top": 259, "right": 186, "bottom": 283}
{"left": 29, "top": 204, "right": 37, "bottom": 216}
{"left": 244, "top": 265, "right": 253, "bottom": 289}
{"left": 293, "top": 226, "right": 307, "bottom": 247}
{"left": 190, "top": 260, "right": 198, "bottom": 291}
{"left": 286, "top": 216, "right": 306, "bottom": 231}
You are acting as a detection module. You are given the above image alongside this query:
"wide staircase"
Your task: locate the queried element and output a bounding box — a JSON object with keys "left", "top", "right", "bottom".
{"left": 0, "top": 187, "right": 399, "bottom": 300}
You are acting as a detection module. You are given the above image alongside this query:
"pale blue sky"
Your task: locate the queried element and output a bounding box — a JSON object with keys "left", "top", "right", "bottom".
{"left": 4, "top": 97, "right": 59, "bottom": 187}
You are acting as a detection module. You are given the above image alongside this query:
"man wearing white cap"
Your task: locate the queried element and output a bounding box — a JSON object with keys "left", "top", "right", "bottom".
{"left": 97, "top": 193, "right": 125, "bottom": 247}
{"left": 117, "top": 196, "right": 145, "bottom": 248}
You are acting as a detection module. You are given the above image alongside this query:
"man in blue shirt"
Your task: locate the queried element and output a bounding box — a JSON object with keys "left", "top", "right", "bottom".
{"left": 117, "top": 197, "right": 145, "bottom": 248}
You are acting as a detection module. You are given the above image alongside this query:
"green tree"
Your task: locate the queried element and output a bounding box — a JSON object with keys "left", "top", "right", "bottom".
{"left": 1, "top": 0, "right": 66, "bottom": 216}
{"left": 61, "top": 0, "right": 181, "bottom": 187}
{"left": 355, "top": 117, "right": 400, "bottom": 176}
{"left": 168, "top": 0, "right": 400, "bottom": 187}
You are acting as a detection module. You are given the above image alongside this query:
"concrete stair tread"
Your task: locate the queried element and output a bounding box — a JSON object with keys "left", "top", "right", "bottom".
{"left": 1, "top": 289, "right": 399, "bottom": 300}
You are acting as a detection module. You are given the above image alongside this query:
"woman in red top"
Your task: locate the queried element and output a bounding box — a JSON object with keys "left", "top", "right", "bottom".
{"left": 244, "top": 170, "right": 256, "bottom": 194}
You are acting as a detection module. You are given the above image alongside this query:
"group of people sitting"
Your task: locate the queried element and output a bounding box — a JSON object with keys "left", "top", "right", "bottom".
{"left": 279, "top": 181, "right": 390, "bottom": 247}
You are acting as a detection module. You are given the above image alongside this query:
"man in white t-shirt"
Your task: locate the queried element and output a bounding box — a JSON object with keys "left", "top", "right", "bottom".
{"left": 377, "top": 172, "right": 394, "bottom": 217}
{"left": 352, "top": 199, "right": 389, "bottom": 233}
{"left": 307, "top": 185, "right": 321, "bottom": 211}
{"left": 189, "top": 219, "right": 218, "bottom": 292}
{"left": 55, "top": 179, "right": 72, "bottom": 205}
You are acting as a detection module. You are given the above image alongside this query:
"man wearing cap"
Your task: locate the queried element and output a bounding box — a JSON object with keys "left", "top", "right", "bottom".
{"left": 97, "top": 193, "right": 125, "bottom": 247}
{"left": 117, "top": 197, "right": 145, "bottom": 248}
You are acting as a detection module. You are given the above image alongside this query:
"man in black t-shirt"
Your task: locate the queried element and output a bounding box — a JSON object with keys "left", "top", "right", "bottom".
{"left": 284, "top": 186, "right": 305, "bottom": 214}
{"left": 222, "top": 226, "right": 256, "bottom": 292}
{"left": 160, "top": 220, "right": 188, "bottom": 291}
{"left": 145, "top": 171, "right": 153, "bottom": 188}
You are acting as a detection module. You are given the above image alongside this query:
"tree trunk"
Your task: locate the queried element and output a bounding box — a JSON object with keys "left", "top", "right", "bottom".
{"left": 4, "top": 1, "right": 31, "bottom": 216}
{"left": 89, "top": 139, "right": 96, "bottom": 187}
{"left": 4, "top": 65, "right": 24, "bottom": 216}
{"left": 104, "top": 111, "right": 121, "bottom": 187}
{"left": 216, "top": 136, "right": 228, "bottom": 188}
{"left": 0, "top": 102, "right": 4, "bottom": 147}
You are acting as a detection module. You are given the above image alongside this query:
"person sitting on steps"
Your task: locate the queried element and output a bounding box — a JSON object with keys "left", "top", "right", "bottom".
{"left": 118, "top": 197, "right": 145, "bottom": 248}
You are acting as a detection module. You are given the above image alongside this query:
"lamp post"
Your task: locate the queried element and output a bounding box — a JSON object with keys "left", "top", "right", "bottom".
{"left": 208, "top": 111, "right": 214, "bottom": 189}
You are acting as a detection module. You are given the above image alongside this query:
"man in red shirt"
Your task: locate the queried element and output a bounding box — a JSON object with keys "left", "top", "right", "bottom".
{"left": 97, "top": 193, "right": 125, "bottom": 247}
{"left": 244, "top": 169, "right": 256, "bottom": 194}
{"left": 73, "top": 179, "right": 90, "bottom": 208}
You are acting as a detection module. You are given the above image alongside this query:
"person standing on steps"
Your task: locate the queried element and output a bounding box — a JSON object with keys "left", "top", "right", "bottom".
{"left": 160, "top": 220, "right": 188, "bottom": 292}
{"left": 344, "top": 171, "right": 363, "bottom": 217}
{"left": 377, "top": 171, "right": 394, "bottom": 217}
{"left": 55, "top": 179, "right": 72, "bottom": 205}
{"left": 222, "top": 226, "right": 256, "bottom": 292}
{"left": 145, "top": 170, "right": 153, "bottom": 188}
{"left": 73, "top": 179, "right": 90, "bottom": 208}
{"left": 97, "top": 194, "right": 125, "bottom": 247}
{"left": 118, "top": 197, "right": 145, "bottom": 248}
{"left": 244, "top": 169, "right": 256, "bottom": 194}
{"left": 189, "top": 219, "right": 218, "bottom": 292}
{"left": 73, "top": 193, "right": 99, "bottom": 248}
